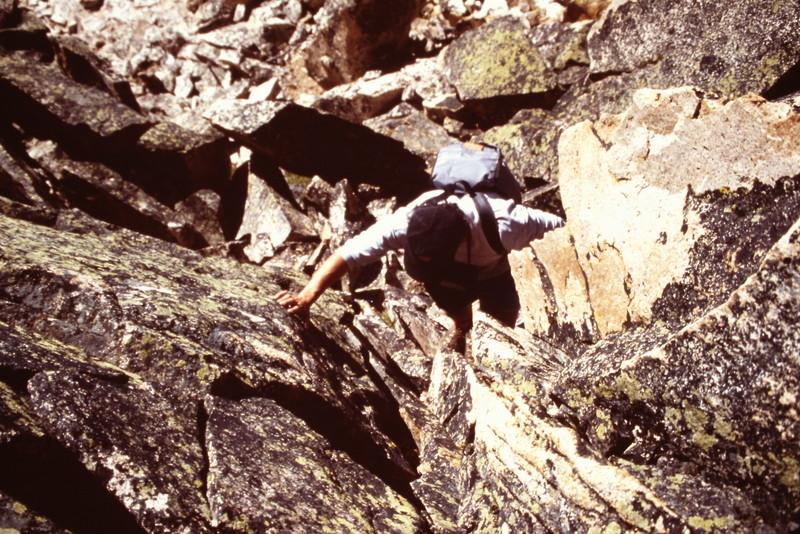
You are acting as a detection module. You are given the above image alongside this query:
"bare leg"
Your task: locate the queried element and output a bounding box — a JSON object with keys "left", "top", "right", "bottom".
{"left": 447, "top": 305, "right": 473, "bottom": 330}
{"left": 437, "top": 305, "right": 472, "bottom": 354}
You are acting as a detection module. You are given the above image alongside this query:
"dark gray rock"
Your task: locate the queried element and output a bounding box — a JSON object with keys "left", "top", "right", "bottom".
{"left": 0, "top": 212, "right": 427, "bottom": 533}
{"left": 203, "top": 99, "right": 431, "bottom": 202}
{"left": 0, "top": 0, "right": 18, "bottom": 28}
{"left": 28, "top": 370, "right": 213, "bottom": 534}
{"left": 0, "top": 489, "right": 74, "bottom": 534}
{"left": 0, "top": 139, "right": 63, "bottom": 209}
{"left": 364, "top": 103, "right": 458, "bottom": 169}
{"left": 204, "top": 395, "right": 426, "bottom": 533}
{"left": 0, "top": 194, "right": 58, "bottom": 226}
{"left": 588, "top": 0, "right": 800, "bottom": 99}
{"left": 132, "top": 120, "right": 233, "bottom": 205}
{"left": 0, "top": 53, "right": 150, "bottom": 153}
{"left": 352, "top": 301, "right": 432, "bottom": 394}
{"left": 0, "top": 10, "right": 52, "bottom": 60}
{"left": 54, "top": 34, "right": 141, "bottom": 112}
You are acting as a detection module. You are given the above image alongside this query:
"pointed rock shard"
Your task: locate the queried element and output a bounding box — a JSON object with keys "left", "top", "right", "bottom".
{"left": 235, "top": 172, "right": 317, "bottom": 264}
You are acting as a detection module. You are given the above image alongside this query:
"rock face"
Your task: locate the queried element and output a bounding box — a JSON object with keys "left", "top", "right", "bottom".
{"left": 513, "top": 87, "right": 800, "bottom": 346}
{"left": 1, "top": 0, "right": 800, "bottom": 533}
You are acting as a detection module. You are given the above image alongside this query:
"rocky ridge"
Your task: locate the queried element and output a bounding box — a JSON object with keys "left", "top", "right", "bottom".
{"left": 1, "top": 0, "right": 800, "bottom": 532}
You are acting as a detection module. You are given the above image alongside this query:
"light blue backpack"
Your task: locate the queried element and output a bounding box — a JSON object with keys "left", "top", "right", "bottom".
{"left": 428, "top": 142, "right": 521, "bottom": 254}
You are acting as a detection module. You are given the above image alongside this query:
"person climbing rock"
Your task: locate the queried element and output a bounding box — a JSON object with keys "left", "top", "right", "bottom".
{"left": 274, "top": 143, "right": 565, "bottom": 352}
{"left": 273, "top": 182, "right": 564, "bottom": 350}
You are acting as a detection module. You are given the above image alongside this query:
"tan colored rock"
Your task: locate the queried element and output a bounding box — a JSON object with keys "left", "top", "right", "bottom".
{"left": 510, "top": 226, "right": 598, "bottom": 348}
{"left": 519, "top": 87, "right": 800, "bottom": 342}
{"left": 565, "top": 0, "right": 612, "bottom": 19}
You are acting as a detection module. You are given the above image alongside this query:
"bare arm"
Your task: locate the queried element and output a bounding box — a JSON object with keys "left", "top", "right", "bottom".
{"left": 273, "top": 252, "right": 349, "bottom": 323}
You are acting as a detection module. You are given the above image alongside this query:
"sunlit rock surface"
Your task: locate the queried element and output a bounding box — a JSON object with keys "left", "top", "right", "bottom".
{"left": 2, "top": 0, "right": 800, "bottom": 532}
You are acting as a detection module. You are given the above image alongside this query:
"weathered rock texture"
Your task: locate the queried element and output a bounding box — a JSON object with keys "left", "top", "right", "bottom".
{"left": 1, "top": 0, "right": 800, "bottom": 532}
{"left": 513, "top": 87, "right": 800, "bottom": 346}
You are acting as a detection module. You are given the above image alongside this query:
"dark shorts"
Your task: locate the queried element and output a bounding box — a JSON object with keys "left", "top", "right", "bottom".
{"left": 424, "top": 269, "right": 520, "bottom": 318}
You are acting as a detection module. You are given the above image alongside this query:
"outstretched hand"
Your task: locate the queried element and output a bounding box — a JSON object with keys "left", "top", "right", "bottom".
{"left": 272, "top": 253, "right": 350, "bottom": 328}
{"left": 273, "top": 290, "right": 312, "bottom": 325}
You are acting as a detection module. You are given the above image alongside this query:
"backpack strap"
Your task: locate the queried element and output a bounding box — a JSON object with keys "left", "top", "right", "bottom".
{"left": 471, "top": 192, "right": 507, "bottom": 255}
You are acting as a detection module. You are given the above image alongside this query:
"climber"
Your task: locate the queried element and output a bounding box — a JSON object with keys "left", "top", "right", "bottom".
{"left": 273, "top": 184, "right": 564, "bottom": 351}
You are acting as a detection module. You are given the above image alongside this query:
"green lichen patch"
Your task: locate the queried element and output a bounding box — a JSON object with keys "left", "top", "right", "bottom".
{"left": 445, "top": 17, "right": 556, "bottom": 101}
{"left": 204, "top": 396, "right": 425, "bottom": 533}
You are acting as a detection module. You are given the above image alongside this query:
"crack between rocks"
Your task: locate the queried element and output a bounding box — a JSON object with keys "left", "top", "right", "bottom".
{"left": 0, "top": 370, "right": 149, "bottom": 534}
{"left": 209, "top": 372, "right": 426, "bottom": 513}
{"left": 195, "top": 400, "right": 213, "bottom": 525}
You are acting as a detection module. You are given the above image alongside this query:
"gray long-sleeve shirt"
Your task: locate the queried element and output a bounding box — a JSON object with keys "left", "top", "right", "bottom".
{"left": 337, "top": 190, "right": 565, "bottom": 279}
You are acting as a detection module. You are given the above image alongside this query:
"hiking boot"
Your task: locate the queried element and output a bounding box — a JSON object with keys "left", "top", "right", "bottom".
{"left": 438, "top": 325, "right": 467, "bottom": 354}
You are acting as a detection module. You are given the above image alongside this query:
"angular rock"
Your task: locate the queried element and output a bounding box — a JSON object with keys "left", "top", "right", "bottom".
{"left": 443, "top": 16, "right": 556, "bottom": 101}
{"left": 509, "top": 225, "right": 599, "bottom": 352}
{"left": 0, "top": 194, "right": 58, "bottom": 227}
{"left": 204, "top": 395, "right": 426, "bottom": 533}
{"left": 132, "top": 120, "right": 232, "bottom": 205}
{"left": 327, "top": 178, "right": 373, "bottom": 253}
{"left": 516, "top": 88, "right": 800, "bottom": 346}
{"left": 235, "top": 171, "right": 318, "bottom": 264}
{"left": 28, "top": 370, "right": 213, "bottom": 533}
{"left": 588, "top": 0, "right": 800, "bottom": 99}
{"left": 314, "top": 57, "right": 454, "bottom": 126}
{"left": 4, "top": 2, "right": 800, "bottom": 533}
{"left": 528, "top": 20, "right": 591, "bottom": 85}
{"left": 0, "top": 0, "right": 19, "bottom": 28}
{"left": 0, "top": 138, "right": 63, "bottom": 209}
{"left": 553, "top": 216, "right": 800, "bottom": 532}
{"left": 0, "top": 368, "right": 145, "bottom": 534}
{"left": 394, "top": 389, "right": 465, "bottom": 534}
{"left": 481, "top": 107, "right": 562, "bottom": 185}
{"left": 54, "top": 34, "right": 141, "bottom": 112}
{"left": 0, "top": 490, "right": 74, "bottom": 534}
{"left": 203, "top": 99, "right": 430, "bottom": 202}
{"left": 0, "top": 9, "right": 53, "bottom": 58}
{"left": 424, "top": 349, "right": 472, "bottom": 449}
{"left": 434, "top": 312, "right": 780, "bottom": 533}
{"left": 0, "top": 207, "right": 428, "bottom": 531}
{"left": 352, "top": 301, "right": 432, "bottom": 394}
{"left": 313, "top": 70, "right": 407, "bottom": 123}
{"left": 174, "top": 189, "right": 228, "bottom": 247}
{"left": 365, "top": 103, "right": 457, "bottom": 169}
{"left": 301, "top": 174, "right": 335, "bottom": 217}
{"left": 298, "top": 0, "right": 423, "bottom": 88}
{"left": 383, "top": 287, "right": 450, "bottom": 360}
{"left": 20, "top": 142, "right": 222, "bottom": 249}
{"left": 0, "top": 53, "right": 150, "bottom": 163}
